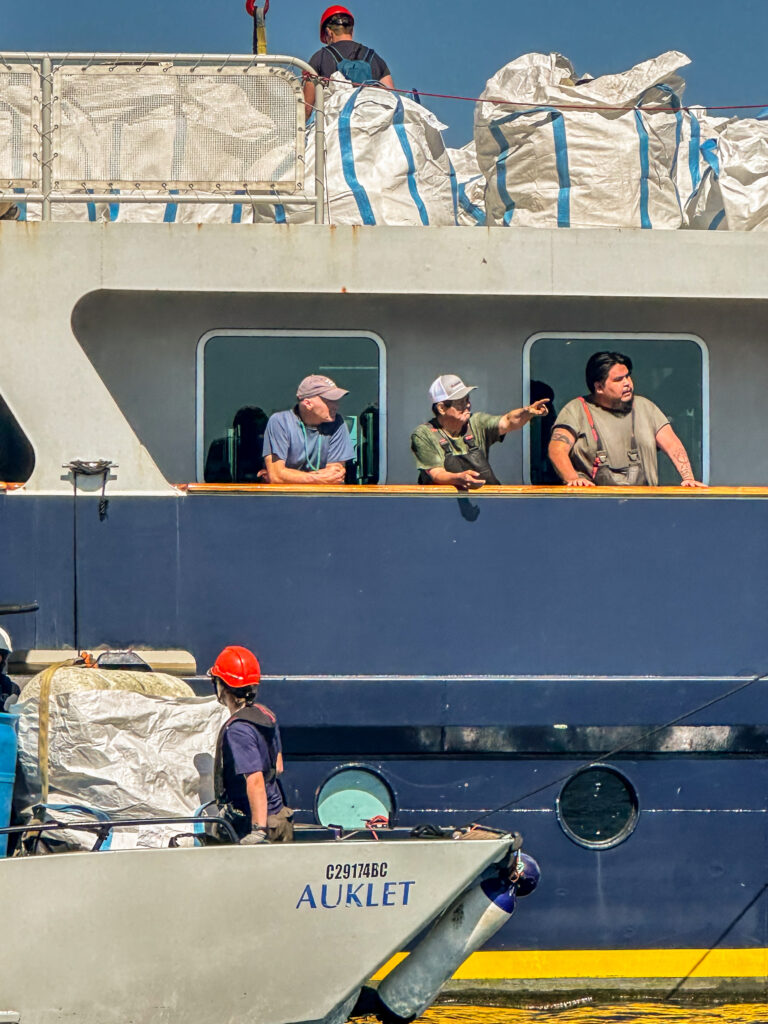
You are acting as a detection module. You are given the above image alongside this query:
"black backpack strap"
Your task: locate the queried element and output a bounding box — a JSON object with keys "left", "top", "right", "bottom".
{"left": 364, "top": 48, "right": 375, "bottom": 62}
{"left": 214, "top": 705, "right": 279, "bottom": 801}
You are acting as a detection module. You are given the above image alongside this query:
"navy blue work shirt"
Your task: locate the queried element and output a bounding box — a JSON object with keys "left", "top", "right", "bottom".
{"left": 222, "top": 719, "right": 284, "bottom": 838}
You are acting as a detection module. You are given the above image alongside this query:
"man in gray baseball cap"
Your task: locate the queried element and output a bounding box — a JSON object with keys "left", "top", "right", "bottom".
{"left": 263, "top": 374, "right": 355, "bottom": 484}
{"left": 410, "top": 374, "right": 549, "bottom": 490}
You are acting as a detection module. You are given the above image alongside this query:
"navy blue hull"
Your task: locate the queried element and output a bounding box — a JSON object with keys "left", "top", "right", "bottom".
{"left": 2, "top": 491, "right": 767, "bottom": 963}
{"left": 3, "top": 491, "right": 768, "bottom": 676}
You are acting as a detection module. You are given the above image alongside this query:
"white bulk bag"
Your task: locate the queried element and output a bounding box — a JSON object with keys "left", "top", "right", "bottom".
{"left": 686, "top": 118, "right": 768, "bottom": 231}
{"left": 447, "top": 142, "right": 487, "bottom": 226}
{"left": 22, "top": 197, "right": 111, "bottom": 222}
{"left": 653, "top": 107, "right": 730, "bottom": 226}
{"left": 14, "top": 667, "right": 228, "bottom": 849}
{"left": 106, "top": 189, "right": 254, "bottom": 224}
{"left": 474, "top": 50, "right": 690, "bottom": 229}
{"left": 255, "top": 74, "right": 456, "bottom": 226}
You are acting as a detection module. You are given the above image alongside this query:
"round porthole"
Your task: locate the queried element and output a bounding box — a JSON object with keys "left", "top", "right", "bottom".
{"left": 556, "top": 765, "right": 639, "bottom": 849}
{"left": 315, "top": 764, "right": 396, "bottom": 829}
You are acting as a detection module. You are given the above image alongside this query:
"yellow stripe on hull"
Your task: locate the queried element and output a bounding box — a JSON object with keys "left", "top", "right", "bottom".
{"left": 372, "top": 949, "right": 768, "bottom": 981}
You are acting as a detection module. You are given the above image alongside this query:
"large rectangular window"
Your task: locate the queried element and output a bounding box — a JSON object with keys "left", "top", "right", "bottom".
{"left": 197, "top": 330, "right": 385, "bottom": 483}
{"left": 523, "top": 333, "right": 709, "bottom": 485}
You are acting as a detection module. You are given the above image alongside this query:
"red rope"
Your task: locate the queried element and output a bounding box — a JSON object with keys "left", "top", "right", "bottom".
{"left": 398, "top": 87, "right": 768, "bottom": 114}
{"left": 317, "top": 75, "right": 768, "bottom": 114}
{"left": 365, "top": 815, "right": 389, "bottom": 839}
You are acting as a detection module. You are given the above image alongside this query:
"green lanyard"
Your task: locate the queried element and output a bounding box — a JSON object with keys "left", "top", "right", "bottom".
{"left": 299, "top": 420, "right": 324, "bottom": 471}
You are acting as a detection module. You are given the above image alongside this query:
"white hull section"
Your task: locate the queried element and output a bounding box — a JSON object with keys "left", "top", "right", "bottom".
{"left": 0, "top": 836, "right": 514, "bottom": 1024}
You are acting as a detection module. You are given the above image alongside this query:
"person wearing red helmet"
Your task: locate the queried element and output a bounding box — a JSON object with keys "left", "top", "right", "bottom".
{"left": 304, "top": 5, "right": 394, "bottom": 119}
{"left": 210, "top": 645, "right": 293, "bottom": 844}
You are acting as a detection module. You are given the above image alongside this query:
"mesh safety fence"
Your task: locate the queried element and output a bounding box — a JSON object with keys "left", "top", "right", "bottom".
{"left": 0, "top": 70, "right": 39, "bottom": 185}
{"left": 53, "top": 66, "right": 303, "bottom": 190}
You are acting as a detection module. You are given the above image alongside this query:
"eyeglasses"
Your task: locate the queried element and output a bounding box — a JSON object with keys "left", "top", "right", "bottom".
{"left": 446, "top": 397, "right": 470, "bottom": 410}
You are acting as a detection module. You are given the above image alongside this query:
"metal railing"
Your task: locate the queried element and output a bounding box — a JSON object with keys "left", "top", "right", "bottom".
{"left": 0, "top": 52, "right": 325, "bottom": 223}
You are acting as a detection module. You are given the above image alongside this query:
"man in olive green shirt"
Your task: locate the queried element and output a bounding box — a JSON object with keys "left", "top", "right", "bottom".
{"left": 548, "top": 351, "right": 706, "bottom": 487}
{"left": 411, "top": 374, "right": 549, "bottom": 490}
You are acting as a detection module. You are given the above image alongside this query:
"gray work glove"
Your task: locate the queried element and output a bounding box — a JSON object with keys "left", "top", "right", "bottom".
{"left": 240, "top": 826, "right": 268, "bottom": 846}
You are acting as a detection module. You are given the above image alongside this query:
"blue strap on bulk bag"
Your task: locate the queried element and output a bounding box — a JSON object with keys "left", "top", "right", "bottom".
{"left": 687, "top": 112, "right": 702, "bottom": 200}
{"left": 634, "top": 82, "right": 684, "bottom": 229}
{"left": 326, "top": 44, "right": 375, "bottom": 85}
{"left": 392, "top": 95, "right": 429, "bottom": 225}
{"left": 489, "top": 122, "right": 516, "bottom": 225}
{"left": 447, "top": 158, "right": 459, "bottom": 225}
{"left": 164, "top": 189, "right": 179, "bottom": 223}
{"left": 633, "top": 110, "right": 652, "bottom": 229}
{"left": 338, "top": 88, "right": 376, "bottom": 224}
{"left": 694, "top": 142, "right": 725, "bottom": 229}
{"left": 85, "top": 188, "right": 98, "bottom": 223}
{"left": 490, "top": 107, "right": 571, "bottom": 227}
{"left": 12, "top": 187, "right": 26, "bottom": 221}
{"left": 708, "top": 209, "right": 726, "bottom": 230}
{"left": 458, "top": 174, "right": 486, "bottom": 226}
{"left": 701, "top": 138, "right": 720, "bottom": 177}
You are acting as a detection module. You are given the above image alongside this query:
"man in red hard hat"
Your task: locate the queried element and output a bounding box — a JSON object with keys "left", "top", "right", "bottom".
{"left": 304, "top": 5, "right": 394, "bottom": 118}
{"left": 210, "top": 645, "right": 293, "bottom": 844}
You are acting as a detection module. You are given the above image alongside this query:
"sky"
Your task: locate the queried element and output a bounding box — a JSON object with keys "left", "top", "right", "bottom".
{"left": 3, "top": 1, "right": 767, "bottom": 146}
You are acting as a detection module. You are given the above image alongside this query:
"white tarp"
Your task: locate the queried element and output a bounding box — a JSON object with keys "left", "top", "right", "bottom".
{"left": 14, "top": 674, "right": 228, "bottom": 850}
{"left": 447, "top": 142, "right": 487, "bottom": 226}
{"left": 254, "top": 74, "right": 457, "bottom": 226}
{"left": 474, "top": 50, "right": 690, "bottom": 229}
{"left": 686, "top": 118, "right": 768, "bottom": 231}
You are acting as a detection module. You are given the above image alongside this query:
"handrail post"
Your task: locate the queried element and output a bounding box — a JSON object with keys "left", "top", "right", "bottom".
{"left": 40, "top": 56, "right": 52, "bottom": 221}
{"left": 314, "top": 80, "right": 325, "bottom": 225}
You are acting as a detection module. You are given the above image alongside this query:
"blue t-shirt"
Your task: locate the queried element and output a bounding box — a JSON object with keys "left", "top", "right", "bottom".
{"left": 263, "top": 408, "right": 354, "bottom": 472}
{"left": 222, "top": 719, "right": 284, "bottom": 837}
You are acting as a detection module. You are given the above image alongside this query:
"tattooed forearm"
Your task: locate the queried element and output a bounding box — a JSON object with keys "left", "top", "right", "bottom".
{"left": 669, "top": 445, "right": 694, "bottom": 480}
{"left": 550, "top": 428, "right": 575, "bottom": 448}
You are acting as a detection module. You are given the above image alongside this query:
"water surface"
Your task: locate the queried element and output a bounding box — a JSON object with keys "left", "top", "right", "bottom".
{"left": 358, "top": 1005, "right": 768, "bottom": 1024}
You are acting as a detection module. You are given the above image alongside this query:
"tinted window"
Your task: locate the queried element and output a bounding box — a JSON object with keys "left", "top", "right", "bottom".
{"left": 198, "top": 332, "right": 383, "bottom": 484}
{"left": 526, "top": 335, "right": 706, "bottom": 485}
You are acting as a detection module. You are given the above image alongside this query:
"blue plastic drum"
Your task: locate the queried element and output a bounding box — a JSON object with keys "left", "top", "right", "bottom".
{"left": 0, "top": 712, "right": 17, "bottom": 857}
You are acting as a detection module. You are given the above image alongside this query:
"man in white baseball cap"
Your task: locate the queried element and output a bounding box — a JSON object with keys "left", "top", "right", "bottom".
{"left": 410, "top": 374, "right": 549, "bottom": 490}
{"left": 0, "top": 627, "right": 20, "bottom": 709}
{"left": 263, "top": 374, "right": 355, "bottom": 484}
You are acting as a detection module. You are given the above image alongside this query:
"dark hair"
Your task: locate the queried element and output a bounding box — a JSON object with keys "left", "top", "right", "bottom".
{"left": 585, "top": 351, "right": 633, "bottom": 394}
{"left": 326, "top": 13, "right": 353, "bottom": 31}
{"left": 212, "top": 675, "right": 257, "bottom": 706}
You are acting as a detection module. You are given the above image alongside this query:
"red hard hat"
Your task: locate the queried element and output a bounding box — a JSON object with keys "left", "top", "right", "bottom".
{"left": 320, "top": 5, "right": 354, "bottom": 40}
{"left": 209, "top": 646, "right": 261, "bottom": 689}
